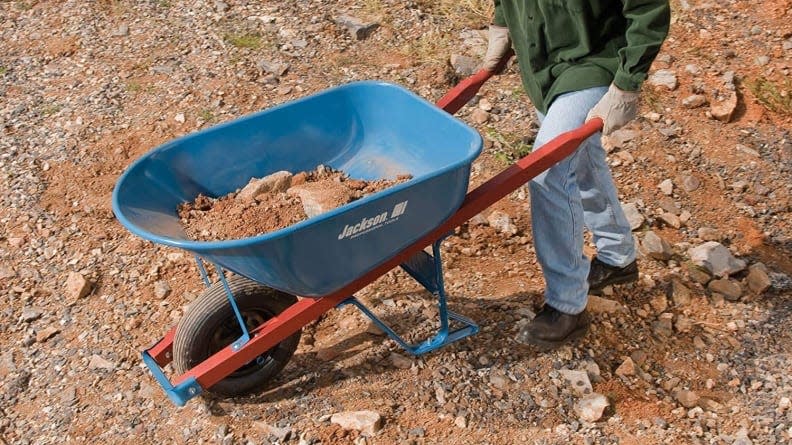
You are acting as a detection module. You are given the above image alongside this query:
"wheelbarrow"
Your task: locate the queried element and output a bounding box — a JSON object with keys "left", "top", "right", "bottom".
{"left": 112, "top": 57, "right": 604, "bottom": 406}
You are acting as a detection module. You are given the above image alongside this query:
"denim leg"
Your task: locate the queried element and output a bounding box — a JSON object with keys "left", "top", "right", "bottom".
{"left": 529, "top": 86, "right": 628, "bottom": 314}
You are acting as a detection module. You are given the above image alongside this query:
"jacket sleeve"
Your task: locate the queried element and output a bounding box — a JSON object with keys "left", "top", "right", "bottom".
{"left": 493, "top": 0, "right": 508, "bottom": 27}
{"left": 613, "top": 0, "right": 671, "bottom": 91}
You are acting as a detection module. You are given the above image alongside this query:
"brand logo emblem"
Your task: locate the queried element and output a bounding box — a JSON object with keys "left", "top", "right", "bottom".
{"left": 337, "top": 201, "right": 408, "bottom": 240}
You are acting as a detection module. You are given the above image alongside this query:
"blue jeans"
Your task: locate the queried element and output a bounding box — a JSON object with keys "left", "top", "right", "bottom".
{"left": 529, "top": 87, "right": 636, "bottom": 314}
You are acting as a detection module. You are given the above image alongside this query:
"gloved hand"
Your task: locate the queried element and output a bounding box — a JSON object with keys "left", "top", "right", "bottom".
{"left": 482, "top": 25, "right": 511, "bottom": 73}
{"left": 586, "top": 84, "right": 640, "bottom": 135}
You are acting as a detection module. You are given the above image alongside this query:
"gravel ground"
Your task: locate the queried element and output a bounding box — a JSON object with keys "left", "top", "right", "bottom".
{"left": 1, "top": 1, "right": 791, "bottom": 444}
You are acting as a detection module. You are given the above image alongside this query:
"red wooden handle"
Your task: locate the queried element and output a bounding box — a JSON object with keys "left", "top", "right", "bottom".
{"left": 436, "top": 49, "right": 515, "bottom": 115}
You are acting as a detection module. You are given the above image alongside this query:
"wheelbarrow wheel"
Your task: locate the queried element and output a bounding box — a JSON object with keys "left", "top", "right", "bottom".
{"left": 172, "top": 275, "right": 301, "bottom": 397}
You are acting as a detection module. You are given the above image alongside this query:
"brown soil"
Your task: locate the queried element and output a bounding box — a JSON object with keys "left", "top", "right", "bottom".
{"left": 177, "top": 167, "right": 411, "bottom": 241}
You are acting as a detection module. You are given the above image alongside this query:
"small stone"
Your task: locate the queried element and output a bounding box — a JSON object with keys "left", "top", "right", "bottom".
{"left": 688, "top": 242, "right": 746, "bottom": 277}
{"left": 478, "top": 98, "right": 493, "bottom": 112}
{"left": 684, "top": 64, "right": 702, "bottom": 75}
{"left": 450, "top": 54, "right": 479, "bottom": 77}
{"left": 658, "top": 179, "right": 674, "bottom": 195}
{"left": 214, "top": 1, "right": 229, "bottom": 13}
{"left": 746, "top": 264, "right": 771, "bottom": 294}
{"left": 697, "top": 227, "right": 721, "bottom": 241}
{"left": 755, "top": 55, "right": 770, "bottom": 66}
{"left": 779, "top": 397, "right": 791, "bottom": 410}
{"left": 288, "top": 181, "right": 352, "bottom": 218}
{"left": 559, "top": 369, "right": 593, "bottom": 396}
{"left": 20, "top": 307, "right": 43, "bottom": 323}
{"left": 331, "top": 411, "right": 382, "bottom": 436}
{"left": 699, "top": 398, "right": 724, "bottom": 412}
{"left": 675, "top": 315, "right": 693, "bottom": 333}
{"left": 648, "top": 69, "right": 678, "bottom": 90}
{"left": 174, "top": 113, "right": 185, "bottom": 123}
{"left": 389, "top": 352, "right": 412, "bottom": 369}
{"left": 470, "top": 108, "right": 490, "bottom": 124}
{"left": 650, "top": 294, "right": 668, "bottom": 313}
{"left": 237, "top": 171, "right": 293, "bottom": 201}
{"left": 277, "top": 85, "right": 293, "bottom": 95}
{"left": 586, "top": 295, "right": 623, "bottom": 314}
{"left": 408, "top": 427, "right": 426, "bottom": 437}
{"left": 658, "top": 212, "right": 681, "bottom": 229}
{"left": 621, "top": 202, "right": 644, "bottom": 230}
{"left": 487, "top": 210, "right": 518, "bottom": 236}
{"left": 671, "top": 279, "right": 692, "bottom": 306}
{"left": 153, "top": 280, "right": 171, "bottom": 299}
{"left": 112, "top": 24, "right": 130, "bottom": 37}
{"left": 615, "top": 357, "right": 636, "bottom": 376}
{"left": 708, "top": 279, "right": 742, "bottom": 301}
{"left": 710, "top": 92, "right": 738, "bottom": 123}
{"left": 642, "top": 231, "right": 673, "bottom": 261}
{"left": 258, "top": 60, "right": 290, "bottom": 77}
{"left": 334, "top": 15, "right": 379, "bottom": 40}
{"left": 454, "top": 415, "right": 467, "bottom": 428}
{"left": 682, "top": 95, "right": 707, "bottom": 108}
{"left": 675, "top": 390, "right": 699, "bottom": 408}
{"left": 653, "top": 313, "right": 674, "bottom": 336}
{"left": 680, "top": 175, "right": 700, "bottom": 193}
{"left": 35, "top": 327, "right": 60, "bottom": 343}
{"left": 65, "top": 272, "right": 91, "bottom": 301}
{"left": 574, "top": 393, "right": 609, "bottom": 422}
{"left": 88, "top": 355, "right": 115, "bottom": 370}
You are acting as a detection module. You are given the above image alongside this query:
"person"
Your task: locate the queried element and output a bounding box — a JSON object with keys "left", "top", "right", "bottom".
{"left": 481, "top": 1, "right": 670, "bottom": 349}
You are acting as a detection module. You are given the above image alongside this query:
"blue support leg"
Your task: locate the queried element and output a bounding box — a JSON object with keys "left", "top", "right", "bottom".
{"left": 213, "top": 264, "right": 251, "bottom": 351}
{"left": 340, "top": 238, "right": 479, "bottom": 356}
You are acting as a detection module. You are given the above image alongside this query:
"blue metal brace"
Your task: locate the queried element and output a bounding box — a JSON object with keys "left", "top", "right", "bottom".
{"left": 142, "top": 349, "right": 202, "bottom": 406}
{"left": 213, "top": 264, "right": 251, "bottom": 351}
{"left": 339, "top": 238, "right": 479, "bottom": 356}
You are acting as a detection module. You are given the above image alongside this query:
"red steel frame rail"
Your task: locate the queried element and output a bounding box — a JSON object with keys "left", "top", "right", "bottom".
{"left": 144, "top": 64, "right": 604, "bottom": 393}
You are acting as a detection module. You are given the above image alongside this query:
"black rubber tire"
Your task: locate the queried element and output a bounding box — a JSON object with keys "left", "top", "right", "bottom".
{"left": 172, "top": 275, "right": 301, "bottom": 397}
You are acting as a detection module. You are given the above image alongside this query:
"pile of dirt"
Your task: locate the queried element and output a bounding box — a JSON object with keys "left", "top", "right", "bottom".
{"left": 177, "top": 165, "right": 411, "bottom": 241}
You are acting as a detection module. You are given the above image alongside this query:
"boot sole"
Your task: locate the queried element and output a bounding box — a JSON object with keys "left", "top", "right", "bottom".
{"left": 516, "top": 323, "right": 590, "bottom": 351}
{"left": 588, "top": 271, "right": 639, "bottom": 295}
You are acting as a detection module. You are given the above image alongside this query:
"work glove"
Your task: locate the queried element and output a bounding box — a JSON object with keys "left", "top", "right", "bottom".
{"left": 482, "top": 25, "right": 511, "bottom": 73}
{"left": 586, "top": 84, "right": 640, "bottom": 135}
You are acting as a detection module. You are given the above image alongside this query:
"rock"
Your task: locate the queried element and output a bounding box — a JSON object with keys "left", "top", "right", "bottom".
{"left": 688, "top": 242, "right": 746, "bottom": 277}
{"left": 675, "top": 315, "right": 693, "bottom": 333}
{"left": 35, "top": 327, "right": 60, "bottom": 343}
{"left": 650, "top": 294, "right": 668, "bottom": 313}
{"left": 682, "top": 95, "right": 707, "bottom": 108}
{"left": 755, "top": 55, "right": 770, "bottom": 66}
{"left": 288, "top": 181, "right": 352, "bottom": 218}
{"left": 470, "top": 108, "right": 490, "bottom": 124}
{"left": 615, "top": 357, "right": 636, "bottom": 376}
{"left": 487, "top": 210, "right": 518, "bottom": 236}
{"left": 257, "top": 60, "right": 290, "bottom": 77}
{"left": 746, "top": 264, "right": 771, "bottom": 294}
{"left": 174, "top": 113, "right": 185, "bottom": 124}
{"left": 450, "top": 54, "right": 479, "bottom": 77}
{"left": 671, "top": 279, "right": 692, "bottom": 306}
{"left": 112, "top": 25, "right": 130, "bottom": 37}
{"left": 653, "top": 313, "right": 674, "bottom": 336}
{"left": 621, "top": 202, "right": 644, "bottom": 230}
{"left": 574, "top": 393, "right": 609, "bottom": 422}
{"left": 88, "top": 354, "right": 115, "bottom": 371}
{"left": 0, "top": 265, "right": 15, "bottom": 280}
{"left": 675, "top": 390, "right": 700, "bottom": 408}
{"left": 699, "top": 398, "right": 724, "bottom": 412}
{"left": 237, "top": 171, "right": 293, "bottom": 202}
{"left": 389, "top": 352, "right": 412, "bottom": 369}
{"left": 478, "top": 98, "right": 493, "bottom": 111}
{"left": 559, "top": 369, "right": 593, "bottom": 396}
{"left": 648, "top": 69, "right": 678, "bottom": 90}
{"left": 334, "top": 15, "right": 379, "bottom": 40}
{"left": 684, "top": 64, "right": 702, "bottom": 75}
{"left": 658, "top": 179, "right": 674, "bottom": 195}
{"left": 681, "top": 175, "right": 701, "bottom": 192}
{"left": 331, "top": 411, "right": 382, "bottom": 436}
{"left": 658, "top": 212, "right": 681, "bottom": 229}
{"left": 153, "top": 280, "right": 171, "bottom": 299}
{"left": 586, "top": 295, "right": 623, "bottom": 314}
{"left": 65, "top": 272, "right": 91, "bottom": 301}
{"left": 642, "top": 231, "right": 673, "bottom": 261}
{"left": 708, "top": 279, "right": 742, "bottom": 301}
{"left": 489, "top": 372, "right": 508, "bottom": 390}
{"left": 454, "top": 415, "right": 467, "bottom": 428}
{"left": 20, "top": 307, "right": 43, "bottom": 323}
{"left": 214, "top": 1, "right": 229, "bottom": 13}
{"left": 408, "top": 427, "right": 426, "bottom": 437}
{"left": 697, "top": 227, "right": 721, "bottom": 242}
{"left": 710, "top": 92, "right": 738, "bottom": 123}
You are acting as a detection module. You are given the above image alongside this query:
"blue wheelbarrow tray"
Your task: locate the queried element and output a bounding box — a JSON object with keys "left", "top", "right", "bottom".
{"left": 112, "top": 81, "right": 483, "bottom": 297}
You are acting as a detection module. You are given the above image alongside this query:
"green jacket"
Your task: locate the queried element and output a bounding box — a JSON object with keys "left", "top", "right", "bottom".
{"left": 493, "top": 0, "right": 670, "bottom": 114}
